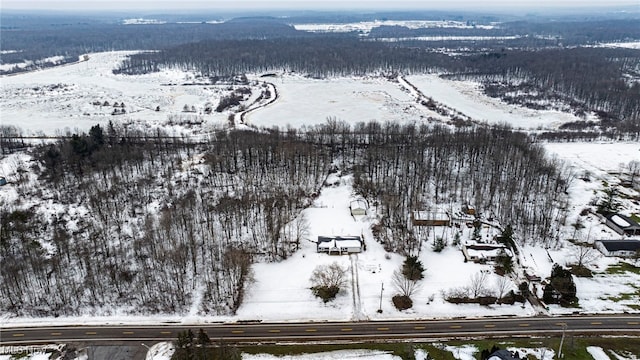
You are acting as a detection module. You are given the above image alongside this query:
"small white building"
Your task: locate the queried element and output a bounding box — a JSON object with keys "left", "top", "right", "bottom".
{"left": 317, "top": 236, "right": 363, "bottom": 255}
{"left": 350, "top": 199, "right": 368, "bottom": 216}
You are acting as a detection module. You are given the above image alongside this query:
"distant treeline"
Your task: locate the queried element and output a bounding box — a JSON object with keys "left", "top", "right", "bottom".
{"left": 116, "top": 39, "right": 640, "bottom": 131}
{"left": 2, "top": 14, "right": 639, "bottom": 130}
{"left": 368, "top": 19, "right": 640, "bottom": 46}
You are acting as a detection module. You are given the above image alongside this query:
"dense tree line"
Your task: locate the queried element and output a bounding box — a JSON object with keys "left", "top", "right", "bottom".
{"left": 343, "top": 122, "right": 572, "bottom": 254}
{"left": 369, "top": 19, "right": 640, "bottom": 46}
{"left": 1, "top": 120, "right": 572, "bottom": 316}
{"left": 114, "top": 35, "right": 639, "bottom": 132}
{"left": 0, "top": 18, "right": 307, "bottom": 75}
{"left": 1, "top": 124, "right": 330, "bottom": 315}
{"left": 113, "top": 37, "right": 455, "bottom": 77}
{"left": 448, "top": 47, "right": 640, "bottom": 132}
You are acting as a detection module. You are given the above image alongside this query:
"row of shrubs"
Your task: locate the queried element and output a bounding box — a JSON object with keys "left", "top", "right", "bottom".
{"left": 446, "top": 290, "right": 526, "bottom": 306}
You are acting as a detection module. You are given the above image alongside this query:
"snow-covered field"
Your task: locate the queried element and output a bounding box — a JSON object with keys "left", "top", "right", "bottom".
{"left": 1, "top": 52, "right": 639, "bottom": 360}
{"left": 244, "top": 75, "right": 432, "bottom": 128}
{"left": 0, "top": 52, "right": 237, "bottom": 136}
{"left": 407, "top": 74, "right": 591, "bottom": 130}
{"left": 1, "top": 52, "right": 591, "bottom": 136}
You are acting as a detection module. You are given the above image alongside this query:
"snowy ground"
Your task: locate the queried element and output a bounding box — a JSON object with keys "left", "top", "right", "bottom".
{"left": 541, "top": 141, "right": 640, "bottom": 314}
{"left": 244, "top": 75, "right": 434, "bottom": 129}
{"left": 3, "top": 343, "right": 637, "bottom": 360}
{"left": 236, "top": 174, "right": 534, "bottom": 322}
{"left": 1, "top": 52, "right": 639, "bottom": 347}
{"left": 242, "top": 349, "right": 401, "bottom": 360}
{"left": 407, "top": 74, "right": 592, "bottom": 130}
{"left": 2, "top": 52, "right": 639, "bottom": 327}
{"left": 0, "top": 52, "right": 247, "bottom": 136}
{"left": 1, "top": 51, "right": 590, "bottom": 136}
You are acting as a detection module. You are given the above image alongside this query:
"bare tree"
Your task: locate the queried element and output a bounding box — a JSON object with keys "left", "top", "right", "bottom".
{"left": 628, "top": 160, "right": 640, "bottom": 188}
{"left": 573, "top": 245, "right": 597, "bottom": 268}
{"left": 469, "top": 271, "right": 490, "bottom": 298}
{"left": 494, "top": 275, "right": 511, "bottom": 300}
{"left": 392, "top": 269, "right": 421, "bottom": 297}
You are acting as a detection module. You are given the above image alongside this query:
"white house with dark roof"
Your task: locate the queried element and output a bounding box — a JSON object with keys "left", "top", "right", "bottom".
{"left": 595, "top": 239, "right": 640, "bottom": 257}
{"left": 316, "top": 236, "right": 363, "bottom": 255}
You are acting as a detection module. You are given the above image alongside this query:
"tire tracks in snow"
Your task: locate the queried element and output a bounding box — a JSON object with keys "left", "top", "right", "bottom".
{"left": 350, "top": 254, "right": 365, "bottom": 321}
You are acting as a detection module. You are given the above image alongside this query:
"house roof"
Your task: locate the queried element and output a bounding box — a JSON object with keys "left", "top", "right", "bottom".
{"left": 318, "top": 236, "right": 361, "bottom": 243}
{"left": 350, "top": 199, "right": 367, "bottom": 210}
{"left": 605, "top": 213, "right": 640, "bottom": 229}
{"left": 488, "top": 350, "right": 522, "bottom": 360}
{"left": 413, "top": 210, "right": 449, "bottom": 221}
{"left": 317, "top": 239, "right": 362, "bottom": 249}
{"left": 596, "top": 240, "right": 640, "bottom": 252}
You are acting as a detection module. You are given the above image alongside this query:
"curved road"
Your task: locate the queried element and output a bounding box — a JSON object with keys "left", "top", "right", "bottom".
{"left": 2, "top": 315, "right": 639, "bottom": 345}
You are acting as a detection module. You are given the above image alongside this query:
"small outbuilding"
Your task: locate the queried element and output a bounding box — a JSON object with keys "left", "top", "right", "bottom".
{"left": 604, "top": 213, "right": 640, "bottom": 236}
{"left": 595, "top": 239, "right": 640, "bottom": 257}
{"left": 412, "top": 210, "right": 450, "bottom": 226}
{"left": 462, "top": 204, "right": 476, "bottom": 215}
{"left": 317, "top": 236, "right": 363, "bottom": 255}
{"left": 350, "top": 199, "right": 368, "bottom": 216}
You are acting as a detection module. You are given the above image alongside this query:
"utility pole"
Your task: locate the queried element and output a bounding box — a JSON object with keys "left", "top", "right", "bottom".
{"left": 378, "top": 282, "right": 384, "bottom": 313}
{"left": 557, "top": 323, "right": 567, "bottom": 359}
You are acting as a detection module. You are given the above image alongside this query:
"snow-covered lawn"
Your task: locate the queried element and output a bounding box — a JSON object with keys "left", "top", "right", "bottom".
{"left": 242, "top": 349, "right": 400, "bottom": 360}
{"left": 237, "top": 174, "right": 533, "bottom": 322}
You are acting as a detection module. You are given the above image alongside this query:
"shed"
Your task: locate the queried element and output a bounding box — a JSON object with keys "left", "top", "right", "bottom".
{"left": 412, "top": 210, "right": 450, "bottom": 226}
{"left": 350, "top": 199, "right": 368, "bottom": 216}
{"left": 462, "top": 204, "right": 476, "bottom": 215}
{"left": 317, "top": 236, "right": 363, "bottom": 255}
{"left": 604, "top": 213, "right": 640, "bottom": 236}
{"left": 595, "top": 240, "right": 640, "bottom": 257}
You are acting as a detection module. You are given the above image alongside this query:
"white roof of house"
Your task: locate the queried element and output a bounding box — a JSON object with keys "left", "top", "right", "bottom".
{"left": 466, "top": 248, "right": 503, "bottom": 259}
{"left": 611, "top": 215, "right": 631, "bottom": 227}
{"left": 317, "top": 239, "right": 362, "bottom": 249}
{"left": 413, "top": 210, "right": 449, "bottom": 221}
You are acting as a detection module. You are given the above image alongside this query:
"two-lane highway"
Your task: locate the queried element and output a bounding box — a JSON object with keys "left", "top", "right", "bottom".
{"left": 2, "top": 315, "right": 639, "bottom": 345}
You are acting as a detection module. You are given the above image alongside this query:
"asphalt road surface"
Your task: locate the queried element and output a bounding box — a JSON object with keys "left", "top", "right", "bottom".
{"left": 2, "top": 315, "right": 639, "bottom": 346}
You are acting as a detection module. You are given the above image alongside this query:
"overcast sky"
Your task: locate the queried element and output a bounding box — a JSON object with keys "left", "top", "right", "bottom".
{"left": 3, "top": 0, "right": 638, "bottom": 11}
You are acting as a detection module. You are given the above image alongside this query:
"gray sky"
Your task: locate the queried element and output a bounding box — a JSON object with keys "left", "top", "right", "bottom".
{"left": 2, "top": 0, "right": 638, "bottom": 11}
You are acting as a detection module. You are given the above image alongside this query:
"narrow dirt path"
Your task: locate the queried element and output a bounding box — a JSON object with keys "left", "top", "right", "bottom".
{"left": 239, "top": 81, "right": 279, "bottom": 124}
{"left": 350, "top": 254, "right": 365, "bottom": 321}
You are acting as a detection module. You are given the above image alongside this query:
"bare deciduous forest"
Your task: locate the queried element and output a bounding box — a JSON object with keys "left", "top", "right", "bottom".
{"left": 0, "top": 10, "right": 637, "bottom": 318}
{"left": 0, "top": 121, "right": 571, "bottom": 316}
